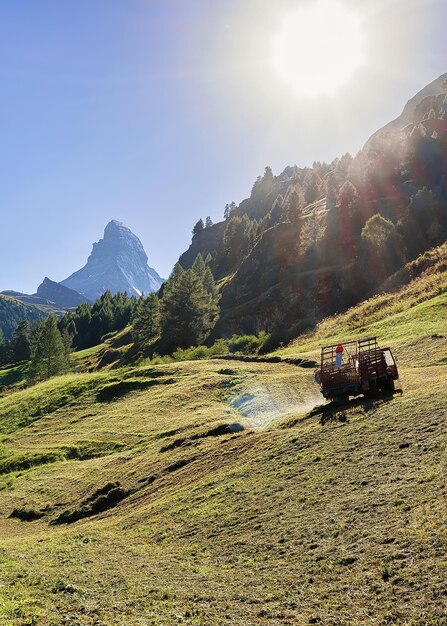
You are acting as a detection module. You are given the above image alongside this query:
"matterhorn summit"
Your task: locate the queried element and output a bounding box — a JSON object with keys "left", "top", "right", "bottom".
{"left": 61, "top": 220, "right": 163, "bottom": 301}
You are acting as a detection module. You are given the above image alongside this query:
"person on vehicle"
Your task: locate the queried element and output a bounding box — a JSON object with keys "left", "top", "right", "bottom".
{"left": 335, "top": 344, "right": 344, "bottom": 369}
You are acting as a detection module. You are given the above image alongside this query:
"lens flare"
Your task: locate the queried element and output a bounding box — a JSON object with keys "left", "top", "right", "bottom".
{"left": 270, "top": 0, "right": 366, "bottom": 98}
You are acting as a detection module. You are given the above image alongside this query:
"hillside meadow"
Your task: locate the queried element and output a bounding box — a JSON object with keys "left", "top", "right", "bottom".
{"left": 0, "top": 254, "right": 445, "bottom": 625}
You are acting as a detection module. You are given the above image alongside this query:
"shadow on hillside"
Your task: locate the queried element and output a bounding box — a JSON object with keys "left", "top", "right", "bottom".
{"left": 303, "top": 389, "right": 403, "bottom": 425}
{"left": 51, "top": 482, "right": 131, "bottom": 525}
{"left": 96, "top": 377, "right": 175, "bottom": 402}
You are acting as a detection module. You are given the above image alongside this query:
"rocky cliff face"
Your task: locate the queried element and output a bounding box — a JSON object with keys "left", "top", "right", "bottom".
{"left": 178, "top": 221, "right": 226, "bottom": 271}
{"left": 61, "top": 221, "right": 163, "bottom": 301}
{"left": 365, "top": 72, "right": 447, "bottom": 147}
{"left": 35, "top": 277, "right": 90, "bottom": 308}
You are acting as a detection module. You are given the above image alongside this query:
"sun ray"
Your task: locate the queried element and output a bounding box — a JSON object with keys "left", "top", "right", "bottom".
{"left": 270, "top": 1, "right": 366, "bottom": 98}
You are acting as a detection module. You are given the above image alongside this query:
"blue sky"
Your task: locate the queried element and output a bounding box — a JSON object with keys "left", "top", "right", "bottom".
{"left": 1, "top": 0, "right": 446, "bottom": 292}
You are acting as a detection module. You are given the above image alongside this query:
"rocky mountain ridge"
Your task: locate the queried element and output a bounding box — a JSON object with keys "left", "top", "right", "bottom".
{"left": 366, "top": 72, "right": 447, "bottom": 146}
{"left": 2, "top": 278, "right": 90, "bottom": 310}
{"left": 1, "top": 221, "right": 163, "bottom": 337}
{"left": 61, "top": 220, "right": 164, "bottom": 301}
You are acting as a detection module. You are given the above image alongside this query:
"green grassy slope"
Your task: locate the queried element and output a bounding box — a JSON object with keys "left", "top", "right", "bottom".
{"left": 0, "top": 363, "right": 29, "bottom": 394}
{"left": 0, "top": 256, "right": 446, "bottom": 624}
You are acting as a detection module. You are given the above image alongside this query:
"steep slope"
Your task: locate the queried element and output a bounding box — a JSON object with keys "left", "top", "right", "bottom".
{"left": 178, "top": 221, "right": 226, "bottom": 271}
{"left": 0, "top": 257, "right": 445, "bottom": 624}
{"left": 214, "top": 199, "right": 338, "bottom": 336}
{"left": 275, "top": 242, "right": 447, "bottom": 365}
{"left": 61, "top": 220, "right": 163, "bottom": 300}
{"left": 366, "top": 72, "right": 447, "bottom": 145}
{"left": 178, "top": 74, "right": 447, "bottom": 337}
{"left": 2, "top": 277, "right": 90, "bottom": 309}
{"left": 0, "top": 294, "right": 45, "bottom": 339}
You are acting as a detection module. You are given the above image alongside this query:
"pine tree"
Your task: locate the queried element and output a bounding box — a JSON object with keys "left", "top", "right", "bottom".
{"left": 161, "top": 262, "right": 183, "bottom": 294}
{"left": 222, "top": 214, "right": 254, "bottom": 270}
{"left": 59, "top": 291, "right": 136, "bottom": 350}
{"left": 192, "top": 219, "right": 204, "bottom": 236}
{"left": 0, "top": 328, "right": 9, "bottom": 366}
{"left": 338, "top": 180, "right": 359, "bottom": 210}
{"left": 160, "top": 268, "right": 219, "bottom": 353}
{"left": 360, "top": 214, "right": 406, "bottom": 282}
{"left": 29, "top": 319, "right": 44, "bottom": 352}
{"left": 168, "top": 262, "right": 185, "bottom": 284}
{"left": 264, "top": 166, "right": 273, "bottom": 180}
{"left": 270, "top": 195, "right": 284, "bottom": 224}
{"left": 192, "top": 253, "right": 206, "bottom": 277}
{"left": 61, "top": 329, "right": 73, "bottom": 355}
{"left": 285, "top": 190, "right": 301, "bottom": 222}
{"left": 29, "top": 314, "right": 70, "bottom": 381}
{"left": 191, "top": 251, "right": 218, "bottom": 298}
{"left": 224, "top": 203, "right": 237, "bottom": 220}
{"left": 11, "top": 320, "right": 31, "bottom": 363}
{"left": 205, "top": 216, "right": 213, "bottom": 228}
{"left": 304, "top": 172, "right": 320, "bottom": 205}
{"left": 203, "top": 265, "right": 217, "bottom": 297}
{"left": 325, "top": 175, "right": 338, "bottom": 211}
{"left": 132, "top": 293, "right": 161, "bottom": 350}
{"left": 71, "top": 303, "right": 92, "bottom": 349}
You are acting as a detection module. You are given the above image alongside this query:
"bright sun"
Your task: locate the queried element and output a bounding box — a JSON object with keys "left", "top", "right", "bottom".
{"left": 270, "top": 1, "right": 366, "bottom": 98}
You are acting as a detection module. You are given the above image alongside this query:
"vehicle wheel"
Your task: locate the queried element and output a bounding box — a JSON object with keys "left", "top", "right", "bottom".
{"left": 384, "top": 376, "right": 395, "bottom": 394}
{"left": 365, "top": 380, "right": 379, "bottom": 399}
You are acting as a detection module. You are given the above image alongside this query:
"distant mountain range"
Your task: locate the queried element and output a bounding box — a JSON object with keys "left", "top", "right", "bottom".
{"left": 0, "top": 221, "right": 164, "bottom": 338}
{"left": 3, "top": 278, "right": 90, "bottom": 310}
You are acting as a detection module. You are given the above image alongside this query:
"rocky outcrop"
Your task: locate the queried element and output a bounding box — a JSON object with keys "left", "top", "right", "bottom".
{"left": 365, "top": 72, "right": 447, "bottom": 147}
{"left": 1, "top": 278, "right": 89, "bottom": 310}
{"left": 35, "top": 278, "right": 90, "bottom": 308}
{"left": 178, "top": 222, "right": 226, "bottom": 271}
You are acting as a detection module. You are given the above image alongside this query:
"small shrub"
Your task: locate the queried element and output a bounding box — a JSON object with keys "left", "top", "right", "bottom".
{"left": 172, "top": 339, "right": 230, "bottom": 362}
{"left": 208, "top": 338, "right": 230, "bottom": 355}
{"left": 228, "top": 332, "right": 270, "bottom": 355}
{"left": 149, "top": 353, "right": 174, "bottom": 365}
{"left": 147, "top": 333, "right": 271, "bottom": 363}
{"left": 228, "top": 334, "right": 259, "bottom": 355}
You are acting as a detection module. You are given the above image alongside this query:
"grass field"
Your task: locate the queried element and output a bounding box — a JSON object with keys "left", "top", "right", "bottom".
{"left": 0, "top": 363, "right": 29, "bottom": 394}
{"left": 0, "top": 250, "right": 446, "bottom": 625}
